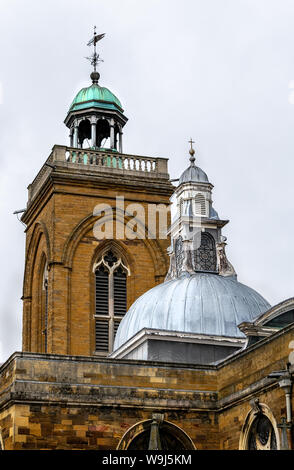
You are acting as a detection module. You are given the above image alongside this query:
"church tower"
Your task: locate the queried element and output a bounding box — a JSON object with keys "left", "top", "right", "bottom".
{"left": 21, "top": 32, "right": 173, "bottom": 357}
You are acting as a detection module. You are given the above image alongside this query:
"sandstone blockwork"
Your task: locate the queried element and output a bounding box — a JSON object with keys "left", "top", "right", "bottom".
{"left": 21, "top": 161, "right": 173, "bottom": 357}
{"left": 0, "top": 324, "right": 293, "bottom": 450}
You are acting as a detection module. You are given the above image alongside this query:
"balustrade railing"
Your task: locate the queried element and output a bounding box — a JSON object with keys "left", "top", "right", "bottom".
{"left": 28, "top": 146, "right": 169, "bottom": 203}
{"left": 54, "top": 147, "right": 163, "bottom": 174}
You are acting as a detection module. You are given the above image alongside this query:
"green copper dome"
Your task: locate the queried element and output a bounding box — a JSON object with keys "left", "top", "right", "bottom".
{"left": 69, "top": 84, "right": 123, "bottom": 113}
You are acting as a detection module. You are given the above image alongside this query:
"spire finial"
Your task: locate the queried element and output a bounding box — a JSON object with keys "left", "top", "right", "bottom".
{"left": 188, "top": 138, "right": 195, "bottom": 165}
{"left": 86, "top": 27, "right": 105, "bottom": 84}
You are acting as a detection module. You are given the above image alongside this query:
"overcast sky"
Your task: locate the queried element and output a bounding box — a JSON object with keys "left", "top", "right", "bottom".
{"left": 0, "top": 0, "right": 294, "bottom": 362}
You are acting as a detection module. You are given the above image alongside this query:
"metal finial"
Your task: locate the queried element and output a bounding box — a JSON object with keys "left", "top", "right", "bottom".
{"left": 86, "top": 26, "right": 105, "bottom": 83}
{"left": 189, "top": 138, "right": 195, "bottom": 164}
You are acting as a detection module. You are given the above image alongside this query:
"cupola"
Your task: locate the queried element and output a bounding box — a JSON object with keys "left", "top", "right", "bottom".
{"left": 64, "top": 31, "right": 128, "bottom": 151}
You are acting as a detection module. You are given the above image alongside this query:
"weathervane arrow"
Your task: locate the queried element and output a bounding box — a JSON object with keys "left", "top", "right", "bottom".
{"left": 86, "top": 26, "right": 106, "bottom": 74}
{"left": 87, "top": 32, "right": 105, "bottom": 46}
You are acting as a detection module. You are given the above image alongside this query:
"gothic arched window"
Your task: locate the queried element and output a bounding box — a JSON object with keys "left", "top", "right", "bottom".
{"left": 194, "top": 232, "right": 217, "bottom": 273}
{"left": 94, "top": 250, "right": 129, "bottom": 354}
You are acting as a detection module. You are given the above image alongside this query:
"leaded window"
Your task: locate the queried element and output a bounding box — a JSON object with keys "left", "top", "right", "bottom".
{"left": 94, "top": 250, "right": 129, "bottom": 353}
{"left": 194, "top": 232, "right": 217, "bottom": 272}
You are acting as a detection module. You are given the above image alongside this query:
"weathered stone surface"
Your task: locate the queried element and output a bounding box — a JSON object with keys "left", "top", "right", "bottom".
{"left": 21, "top": 149, "right": 173, "bottom": 356}
{"left": 0, "top": 324, "right": 293, "bottom": 449}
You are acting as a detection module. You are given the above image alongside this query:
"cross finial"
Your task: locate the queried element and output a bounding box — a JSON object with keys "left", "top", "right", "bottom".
{"left": 188, "top": 138, "right": 195, "bottom": 164}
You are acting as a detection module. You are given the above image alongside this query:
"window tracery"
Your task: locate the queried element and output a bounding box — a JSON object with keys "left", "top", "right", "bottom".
{"left": 193, "top": 232, "right": 217, "bottom": 272}
{"left": 94, "top": 250, "right": 129, "bottom": 353}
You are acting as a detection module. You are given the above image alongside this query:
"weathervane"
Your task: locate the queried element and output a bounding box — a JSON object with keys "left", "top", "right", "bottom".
{"left": 86, "top": 26, "right": 105, "bottom": 80}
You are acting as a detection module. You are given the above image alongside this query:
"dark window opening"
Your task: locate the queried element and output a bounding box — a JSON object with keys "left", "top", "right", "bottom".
{"left": 96, "top": 119, "right": 110, "bottom": 148}
{"left": 248, "top": 414, "right": 277, "bottom": 450}
{"left": 78, "top": 119, "right": 91, "bottom": 148}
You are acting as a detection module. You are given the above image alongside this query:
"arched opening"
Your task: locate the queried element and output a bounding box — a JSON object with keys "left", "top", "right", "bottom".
{"left": 94, "top": 249, "right": 129, "bottom": 354}
{"left": 96, "top": 119, "right": 110, "bottom": 148}
{"left": 78, "top": 119, "right": 91, "bottom": 148}
{"left": 194, "top": 232, "right": 217, "bottom": 273}
{"left": 239, "top": 403, "right": 280, "bottom": 450}
{"left": 247, "top": 414, "right": 277, "bottom": 450}
{"left": 117, "top": 418, "right": 196, "bottom": 450}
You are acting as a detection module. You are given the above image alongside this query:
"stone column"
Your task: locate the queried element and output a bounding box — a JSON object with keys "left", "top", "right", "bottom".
{"left": 90, "top": 117, "right": 97, "bottom": 148}
{"left": 73, "top": 121, "right": 79, "bottom": 148}
{"left": 119, "top": 130, "right": 123, "bottom": 153}
{"left": 110, "top": 119, "right": 115, "bottom": 149}
{"left": 69, "top": 127, "right": 74, "bottom": 147}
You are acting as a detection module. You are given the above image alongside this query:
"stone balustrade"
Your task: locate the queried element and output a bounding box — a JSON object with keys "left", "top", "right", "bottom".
{"left": 65, "top": 148, "right": 157, "bottom": 172}
{"left": 51, "top": 145, "right": 168, "bottom": 176}
{"left": 28, "top": 145, "right": 170, "bottom": 203}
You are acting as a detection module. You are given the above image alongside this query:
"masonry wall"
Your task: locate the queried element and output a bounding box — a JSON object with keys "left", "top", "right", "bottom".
{"left": 0, "top": 353, "right": 218, "bottom": 450}
{"left": 217, "top": 324, "right": 294, "bottom": 449}
{"left": 0, "top": 325, "right": 294, "bottom": 450}
{"left": 21, "top": 160, "right": 173, "bottom": 356}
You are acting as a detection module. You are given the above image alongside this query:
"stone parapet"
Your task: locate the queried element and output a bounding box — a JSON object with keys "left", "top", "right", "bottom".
{"left": 27, "top": 145, "right": 171, "bottom": 205}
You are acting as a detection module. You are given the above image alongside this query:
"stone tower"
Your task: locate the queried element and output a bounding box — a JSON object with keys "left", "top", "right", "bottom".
{"left": 21, "top": 41, "right": 173, "bottom": 357}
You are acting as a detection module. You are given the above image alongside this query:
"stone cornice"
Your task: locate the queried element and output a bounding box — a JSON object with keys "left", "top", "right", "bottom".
{"left": 4, "top": 380, "right": 218, "bottom": 411}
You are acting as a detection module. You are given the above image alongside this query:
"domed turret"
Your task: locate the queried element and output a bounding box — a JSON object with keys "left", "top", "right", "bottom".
{"left": 179, "top": 165, "right": 209, "bottom": 184}
{"left": 64, "top": 31, "right": 128, "bottom": 151}
{"left": 179, "top": 139, "right": 209, "bottom": 184}
{"left": 69, "top": 83, "right": 123, "bottom": 114}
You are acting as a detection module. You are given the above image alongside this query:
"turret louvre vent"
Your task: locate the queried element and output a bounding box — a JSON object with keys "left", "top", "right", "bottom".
{"left": 195, "top": 193, "right": 206, "bottom": 215}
